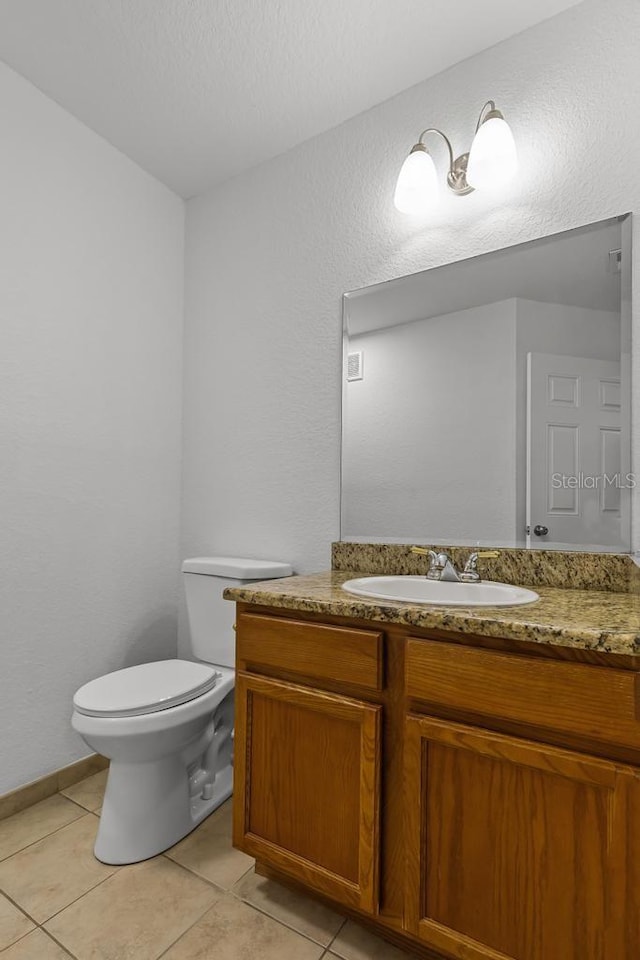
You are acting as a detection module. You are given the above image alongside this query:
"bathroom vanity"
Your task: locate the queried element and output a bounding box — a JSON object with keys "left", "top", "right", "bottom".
{"left": 225, "top": 213, "right": 637, "bottom": 958}
{"left": 226, "top": 549, "right": 640, "bottom": 960}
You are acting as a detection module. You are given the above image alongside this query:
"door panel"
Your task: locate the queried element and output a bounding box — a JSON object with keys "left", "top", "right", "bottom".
{"left": 247, "top": 690, "right": 361, "bottom": 881}
{"left": 404, "top": 713, "right": 636, "bottom": 960}
{"left": 527, "top": 352, "right": 625, "bottom": 550}
{"left": 234, "top": 672, "right": 381, "bottom": 912}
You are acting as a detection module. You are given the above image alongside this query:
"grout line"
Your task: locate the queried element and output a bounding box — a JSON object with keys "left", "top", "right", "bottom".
{"left": 0, "top": 889, "right": 41, "bottom": 927}
{"left": 0, "top": 806, "right": 90, "bottom": 865}
{"left": 230, "top": 890, "right": 344, "bottom": 950}
{"left": 59, "top": 780, "right": 107, "bottom": 811}
{"left": 41, "top": 852, "right": 223, "bottom": 937}
{"left": 0, "top": 928, "right": 37, "bottom": 954}
{"left": 158, "top": 860, "right": 345, "bottom": 957}
{"left": 0, "top": 817, "right": 117, "bottom": 930}
{"left": 160, "top": 853, "right": 232, "bottom": 895}
{"left": 41, "top": 926, "right": 81, "bottom": 959}
{"left": 156, "top": 891, "right": 339, "bottom": 960}
{"left": 60, "top": 797, "right": 98, "bottom": 815}
{"left": 2, "top": 794, "right": 349, "bottom": 960}
{"left": 230, "top": 862, "right": 255, "bottom": 886}
{"left": 327, "top": 916, "right": 347, "bottom": 948}
{"left": 154, "top": 894, "right": 226, "bottom": 960}
{"left": 226, "top": 868, "right": 349, "bottom": 952}
{"left": 0, "top": 925, "right": 79, "bottom": 960}
{"left": 40, "top": 866, "right": 120, "bottom": 926}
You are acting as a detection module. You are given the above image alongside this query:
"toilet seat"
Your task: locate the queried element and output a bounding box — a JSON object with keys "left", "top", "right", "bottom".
{"left": 73, "top": 659, "right": 222, "bottom": 718}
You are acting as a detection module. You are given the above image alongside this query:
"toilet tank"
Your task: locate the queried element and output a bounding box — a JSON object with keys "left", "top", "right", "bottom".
{"left": 181, "top": 557, "right": 293, "bottom": 668}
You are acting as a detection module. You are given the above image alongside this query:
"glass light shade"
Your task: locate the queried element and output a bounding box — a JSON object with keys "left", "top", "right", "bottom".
{"left": 393, "top": 147, "right": 439, "bottom": 214}
{"left": 466, "top": 115, "right": 518, "bottom": 191}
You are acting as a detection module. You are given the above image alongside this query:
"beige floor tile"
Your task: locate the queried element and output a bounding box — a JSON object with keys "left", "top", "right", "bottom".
{"left": 0, "top": 795, "right": 84, "bottom": 862}
{"left": 0, "top": 892, "right": 35, "bottom": 950}
{"left": 45, "top": 856, "right": 221, "bottom": 960}
{"left": 233, "top": 868, "right": 344, "bottom": 945}
{"left": 162, "top": 892, "right": 325, "bottom": 960}
{"left": 60, "top": 771, "right": 108, "bottom": 812}
{"left": 0, "top": 814, "right": 117, "bottom": 923}
{"left": 165, "top": 807, "right": 253, "bottom": 889}
{"left": 0, "top": 927, "right": 72, "bottom": 959}
{"left": 330, "top": 920, "right": 423, "bottom": 960}
{"left": 204, "top": 797, "right": 233, "bottom": 834}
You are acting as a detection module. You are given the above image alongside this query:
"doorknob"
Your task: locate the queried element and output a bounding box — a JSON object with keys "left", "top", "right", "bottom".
{"left": 533, "top": 525, "right": 549, "bottom": 537}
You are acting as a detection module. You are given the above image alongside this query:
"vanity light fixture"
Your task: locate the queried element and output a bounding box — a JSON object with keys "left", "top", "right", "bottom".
{"left": 394, "top": 100, "right": 518, "bottom": 215}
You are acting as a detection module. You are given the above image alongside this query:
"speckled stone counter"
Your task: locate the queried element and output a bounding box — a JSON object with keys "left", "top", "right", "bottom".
{"left": 224, "top": 570, "right": 640, "bottom": 657}
{"left": 333, "top": 542, "right": 640, "bottom": 594}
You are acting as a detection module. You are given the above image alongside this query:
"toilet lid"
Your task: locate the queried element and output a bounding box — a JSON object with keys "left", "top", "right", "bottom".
{"left": 73, "top": 660, "right": 221, "bottom": 718}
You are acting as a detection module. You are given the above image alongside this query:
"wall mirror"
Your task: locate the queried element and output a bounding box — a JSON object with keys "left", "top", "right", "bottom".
{"left": 341, "top": 215, "right": 632, "bottom": 553}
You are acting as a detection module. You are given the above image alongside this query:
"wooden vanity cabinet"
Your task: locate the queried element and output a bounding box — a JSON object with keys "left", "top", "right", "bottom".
{"left": 233, "top": 613, "right": 383, "bottom": 913}
{"left": 232, "top": 604, "right": 640, "bottom": 960}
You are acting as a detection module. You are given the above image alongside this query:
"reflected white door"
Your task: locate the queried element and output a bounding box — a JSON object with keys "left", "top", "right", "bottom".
{"left": 526, "top": 353, "right": 623, "bottom": 550}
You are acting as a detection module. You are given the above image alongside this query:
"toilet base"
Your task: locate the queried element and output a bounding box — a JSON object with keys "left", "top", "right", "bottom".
{"left": 94, "top": 760, "right": 233, "bottom": 864}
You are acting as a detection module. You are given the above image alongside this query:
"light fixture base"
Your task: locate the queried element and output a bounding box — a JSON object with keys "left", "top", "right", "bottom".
{"left": 447, "top": 153, "right": 474, "bottom": 196}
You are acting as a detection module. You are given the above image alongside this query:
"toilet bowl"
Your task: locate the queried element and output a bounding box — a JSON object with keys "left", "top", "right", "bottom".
{"left": 72, "top": 556, "right": 292, "bottom": 864}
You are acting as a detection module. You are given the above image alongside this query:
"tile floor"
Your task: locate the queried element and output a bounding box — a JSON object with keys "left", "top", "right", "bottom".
{"left": 0, "top": 771, "right": 419, "bottom": 959}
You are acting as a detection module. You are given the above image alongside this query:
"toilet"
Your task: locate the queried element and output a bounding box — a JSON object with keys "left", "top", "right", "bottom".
{"left": 71, "top": 556, "right": 292, "bottom": 865}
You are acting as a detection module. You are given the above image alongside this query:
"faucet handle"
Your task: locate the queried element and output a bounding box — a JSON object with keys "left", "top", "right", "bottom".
{"left": 410, "top": 546, "right": 441, "bottom": 579}
{"left": 460, "top": 550, "right": 499, "bottom": 582}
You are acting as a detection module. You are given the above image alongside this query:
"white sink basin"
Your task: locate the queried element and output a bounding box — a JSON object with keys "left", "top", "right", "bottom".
{"left": 341, "top": 576, "right": 539, "bottom": 607}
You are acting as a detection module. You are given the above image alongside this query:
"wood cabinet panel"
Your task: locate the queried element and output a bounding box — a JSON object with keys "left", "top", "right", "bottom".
{"left": 234, "top": 672, "right": 381, "bottom": 912}
{"left": 237, "top": 613, "right": 383, "bottom": 691}
{"left": 231, "top": 606, "right": 640, "bottom": 960}
{"left": 406, "top": 638, "right": 640, "bottom": 750}
{"left": 404, "top": 713, "right": 636, "bottom": 960}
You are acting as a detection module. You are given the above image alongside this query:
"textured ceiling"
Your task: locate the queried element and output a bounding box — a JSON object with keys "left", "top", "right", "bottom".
{"left": 0, "top": 0, "right": 582, "bottom": 198}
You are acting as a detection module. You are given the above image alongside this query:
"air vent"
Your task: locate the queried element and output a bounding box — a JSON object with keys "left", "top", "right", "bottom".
{"left": 608, "top": 248, "right": 622, "bottom": 273}
{"left": 347, "top": 351, "right": 364, "bottom": 382}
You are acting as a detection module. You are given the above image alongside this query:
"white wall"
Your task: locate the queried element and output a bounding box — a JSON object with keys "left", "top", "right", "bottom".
{"left": 516, "top": 301, "right": 620, "bottom": 364}
{"left": 182, "top": 0, "right": 640, "bottom": 615}
{"left": 343, "top": 301, "right": 518, "bottom": 544}
{"left": 0, "top": 63, "right": 184, "bottom": 793}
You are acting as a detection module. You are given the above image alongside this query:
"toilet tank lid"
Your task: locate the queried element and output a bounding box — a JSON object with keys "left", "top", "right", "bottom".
{"left": 182, "top": 556, "right": 293, "bottom": 579}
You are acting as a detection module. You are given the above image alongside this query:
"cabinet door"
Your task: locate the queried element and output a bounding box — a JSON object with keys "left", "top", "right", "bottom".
{"left": 404, "top": 713, "right": 636, "bottom": 960}
{"left": 234, "top": 672, "right": 381, "bottom": 913}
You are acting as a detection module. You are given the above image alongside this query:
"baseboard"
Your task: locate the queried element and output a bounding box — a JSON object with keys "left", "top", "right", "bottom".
{"left": 0, "top": 754, "right": 109, "bottom": 821}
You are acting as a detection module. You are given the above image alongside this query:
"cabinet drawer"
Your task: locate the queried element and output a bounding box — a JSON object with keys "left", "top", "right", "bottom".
{"left": 406, "top": 638, "right": 640, "bottom": 750}
{"left": 237, "top": 613, "right": 383, "bottom": 692}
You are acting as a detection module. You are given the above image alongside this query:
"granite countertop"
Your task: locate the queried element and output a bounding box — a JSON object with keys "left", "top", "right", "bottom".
{"left": 224, "top": 570, "right": 640, "bottom": 658}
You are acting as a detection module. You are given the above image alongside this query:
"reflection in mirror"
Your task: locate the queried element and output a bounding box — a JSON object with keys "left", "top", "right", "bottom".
{"left": 341, "top": 216, "right": 632, "bottom": 553}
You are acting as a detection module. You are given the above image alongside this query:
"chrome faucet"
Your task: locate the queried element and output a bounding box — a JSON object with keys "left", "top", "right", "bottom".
{"left": 428, "top": 551, "right": 460, "bottom": 582}
{"left": 410, "top": 547, "right": 499, "bottom": 583}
